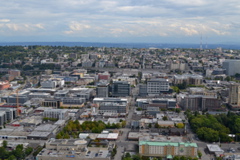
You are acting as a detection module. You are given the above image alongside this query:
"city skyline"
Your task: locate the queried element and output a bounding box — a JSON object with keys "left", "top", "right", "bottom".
{"left": 0, "top": 0, "right": 240, "bottom": 44}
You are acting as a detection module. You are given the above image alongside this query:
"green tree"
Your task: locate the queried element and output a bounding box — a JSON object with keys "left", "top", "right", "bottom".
{"left": 2, "top": 140, "right": 7, "bottom": 148}
{"left": 0, "top": 147, "right": 8, "bottom": 160}
{"left": 8, "top": 155, "right": 16, "bottom": 160}
{"left": 198, "top": 151, "right": 202, "bottom": 159}
{"left": 162, "top": 116, "right": 168, "bottom": 121}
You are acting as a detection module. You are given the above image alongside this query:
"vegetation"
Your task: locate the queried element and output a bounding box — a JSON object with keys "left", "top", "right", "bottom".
{"left": 185, "top": 110, "right": 240, "bottom": 142}
{"left": 122, "top": 153, "right": 148, "bottom": 160}
{"left": 42, "top": 117, "right": 58, "bottom": 122}
{"left": 56, "top": 120, "right": 126, "bottom": 139}
{"left": 0, "top": 141, "right": 33, "bottom": 160}
{"left": 172, "top": 156, "right": 198, "bottom": 160}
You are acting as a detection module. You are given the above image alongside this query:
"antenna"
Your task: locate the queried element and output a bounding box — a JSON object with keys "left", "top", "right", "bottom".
{"left": 205, "top": 36, "right": 208, "bottom": 49}
{"left": 200, "top": 33, "right": 202, "bottom": 50}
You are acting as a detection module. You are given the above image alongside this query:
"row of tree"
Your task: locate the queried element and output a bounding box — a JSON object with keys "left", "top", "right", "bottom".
{"left": 56, "top": 120, "right": 126, "bottom": 139}
{"left": 123, "top": 153, "right": 199, "bottom": 160}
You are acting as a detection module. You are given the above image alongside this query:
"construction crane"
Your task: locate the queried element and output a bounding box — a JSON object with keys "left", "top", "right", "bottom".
{"left": 7, "top": 89, "right": 20, "bottom": 116}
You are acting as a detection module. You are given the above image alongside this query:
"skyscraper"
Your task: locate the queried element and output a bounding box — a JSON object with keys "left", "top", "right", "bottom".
{"left": 229, "top": 83, "right": 240, "bottom": 109}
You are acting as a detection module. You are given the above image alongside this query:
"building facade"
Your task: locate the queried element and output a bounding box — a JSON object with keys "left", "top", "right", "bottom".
{"left": 111, "top": 81, "right": 131, "bottom": 97}
{"left": 229, "top": 84, "right": 240, "bottom": 109}
{"left": 139, "top": 140, "right": 198, "bottom": 158}
{"left": 147, "top": 79, "right": 169, "bottom": 95}
{"left": 223, "top": 59, "right": 240, "bottom": 76}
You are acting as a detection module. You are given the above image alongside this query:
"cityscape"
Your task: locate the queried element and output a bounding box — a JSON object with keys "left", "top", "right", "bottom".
{"left": 0, "top": 46, "right": 240, "bottom": 160}
{"left": 1, "top": 0, "right": 240, "bottom": 160}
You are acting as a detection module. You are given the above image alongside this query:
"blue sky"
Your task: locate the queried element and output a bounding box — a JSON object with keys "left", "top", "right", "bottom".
{"left": 0, "top": 0, "right": 240, "bottom": 44}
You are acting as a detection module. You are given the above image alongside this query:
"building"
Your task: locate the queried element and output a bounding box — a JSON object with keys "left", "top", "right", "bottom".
{"left": 43, "top": 109, "right": 69, "bottom": 120}
{"left": 147, "top": 79, "right": 169, "bottom": 95}
{"left": 111, "top": 81, "right": 131, "bottom": 97}
{"left": 28, "top": 93, "right": 51, "bottom": 99}
{"left": 98, "top": 72, "right": 110, "bottom": 81}
{"left": 229, "top": 83, "right": 240, "bottom": 109}
{"left": 69, "top": 88, "right": 94, "bottom": 100}
{"left": 136, "top": 98, "right": 176, "bottom": 110}
{"left": 99, "top": 102, "right": 128, "bottom": 114}
{"left": 93, "top": 97, "right": 128, "bottom": 104}
{"left": 41, "top": 78, "right": 64, "bottom": 89}
{"left": 223, "top": 59, "right": 240, "bottom": 76}
{"left": 178, "top": 94, "right": 222, "bottom": 111}
{"left": 0, "top": 81, "right": 11, "bottom": 90}
{"left": 139, "top": 84, "right": 147, "bottom": 97}
{"left": 37, "top": 138, "right": 111, "bottom": 160}
{"left": 0, "top": 111, "right": 6, "bottom": 126}
{"left": 96, "top": 83, "right": 109, "bottom": 97}
{"left": 139, "top": 136, "right": 198, "bottom": 158}
{"left": 9, "top": 70, "right": 21, "bottom": 77}
{"left": 0, "top": 108, "right": 16, "bottom": 122}
{"left": 174, "top": 74, "right": 203, "bottom": 85}
{"left": 170, "top": 62, "right": 187, "bottom": 71}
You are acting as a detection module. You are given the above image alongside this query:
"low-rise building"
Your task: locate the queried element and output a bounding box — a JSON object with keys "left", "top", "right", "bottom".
{"left": 139, "top": 136, "right": 198, "bottom": 158}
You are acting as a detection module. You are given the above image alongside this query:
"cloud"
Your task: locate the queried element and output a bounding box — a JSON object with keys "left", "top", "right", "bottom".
{"left": 0, "top": 0, "right": 240, "bottom": 42}
{"left": 180, "top": 27, "right": 199, "bottom": 36}
{"left": 0, "top": 19, "right": 10, "bottom": 23}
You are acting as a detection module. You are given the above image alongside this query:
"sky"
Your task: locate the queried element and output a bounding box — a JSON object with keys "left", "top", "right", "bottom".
{"left": 0, "top": 0, "right": 240, "bottom": 44}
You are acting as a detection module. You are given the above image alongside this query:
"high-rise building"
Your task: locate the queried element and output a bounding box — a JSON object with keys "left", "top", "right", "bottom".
{"left": 229, "top": 83, "right": 240, "bottom": 109}
{"left": 223, "top": 59, "right": 240, "bottom": 76}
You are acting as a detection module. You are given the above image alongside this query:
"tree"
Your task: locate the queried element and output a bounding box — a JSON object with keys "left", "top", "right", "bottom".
{"left": 173, "top": 156, "right": 180, "bottom": 160}
{"left": 8, "top": 155, "right": 16, "bottom": 160}
{"left": 125, "top": 152, "right": 131, "bottom": 158}
{"left": 198, "top": 151, "right": 202, "bottom": 159}
{"left": 148, "top": 123, "right": 152, "bottom": 128}
{"left": 162, "top": 116, "right": 168, "bottom": 121}
{"left": 2, "top": 141, "right": 7, "bottom": 148}
{"left": 176, "top": 123, "right": 184, "bottom": 128}
{"left": 25, "top": 147, "right": 33, "bottom": 156}
{"left": 0, "top": 147, "right": 8, "bottom": 160}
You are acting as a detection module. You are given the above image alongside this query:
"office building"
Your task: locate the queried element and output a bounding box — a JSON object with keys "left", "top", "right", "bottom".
{"left": 111, "top": 81, "right": 131, "bottom": 97}
{"left": 98, "top": 102, "right": 127, "bottom": 114}
{"left": 223, "top": 59, "right": 240, "bottom": 76}
{"left": 147, "top": 79, "right": 169, "bottom": 95}
{"left": 96, "top": 83, "right": 109, "bottom": 97}
{"left": 43, "top": 109, "right": 69, "bottom": 120}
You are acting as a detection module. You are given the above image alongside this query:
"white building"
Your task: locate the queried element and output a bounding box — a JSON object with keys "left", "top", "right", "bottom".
{"left": 43, "top": 109, "right": 69, "bottom": 120}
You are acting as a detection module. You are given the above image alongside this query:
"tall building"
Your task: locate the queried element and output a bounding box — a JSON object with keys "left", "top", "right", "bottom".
{"left": 229, "top": 84, "right": 240, "bottom": 109}
{"left": 96, "top": 83, "right": 109, "bottom": 97}
{"left": 223, "top": 59, "right": 240, "bottom": 76}
{"left": 111, "top": 81, "right": 131, "bottom": 97}
{"left": 147, "top": 79, "right": 169, "bottom": 95}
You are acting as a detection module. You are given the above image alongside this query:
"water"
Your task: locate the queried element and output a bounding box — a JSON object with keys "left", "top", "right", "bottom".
{"left": 0, "top": 42, "right": 239, "bottom": 49}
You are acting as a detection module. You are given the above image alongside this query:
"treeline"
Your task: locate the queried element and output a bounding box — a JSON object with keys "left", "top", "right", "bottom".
{"left": 0, "top": 141, "right": 33, "bottom": 160}
{"left": 56, "top": 120, "right": 126, "bottom": 139}
{"left": 186, "top": 110, "right": 240, "bottom": 142}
